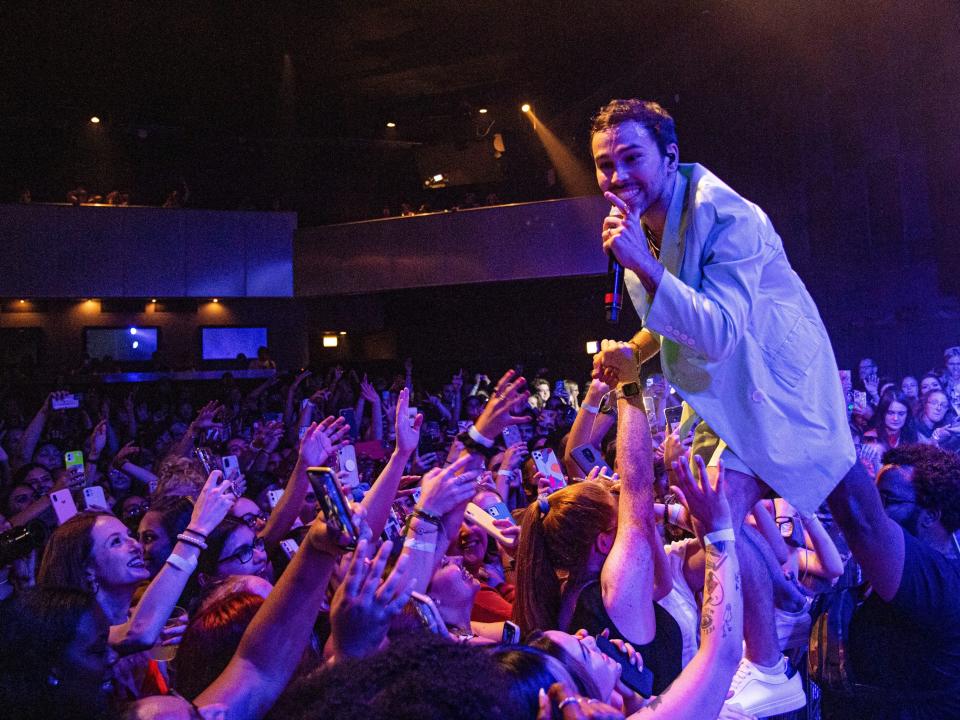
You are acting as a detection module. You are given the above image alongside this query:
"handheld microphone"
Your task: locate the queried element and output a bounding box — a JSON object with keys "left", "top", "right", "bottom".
{"left": 605, "top": 205, "right": 625, "bottom": 324}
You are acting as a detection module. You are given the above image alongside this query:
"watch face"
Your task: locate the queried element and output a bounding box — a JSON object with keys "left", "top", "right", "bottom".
{"left": 622, "top": 382, "right": 641, "bottom": 397}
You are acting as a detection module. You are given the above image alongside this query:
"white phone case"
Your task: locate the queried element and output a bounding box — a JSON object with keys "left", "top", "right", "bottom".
{"left": 464, "top": 502, "right": 516, "bottom": 549}
{"left": 279, "top": 539, "right": 299, "bottom": 558}
{"left": 50, "top": 489, "right": 79, "bottom": 525}
{"left": 82, "top": 486, "right": 107, "bottom": 510}
{"left": 337, "top": 445, "right": 360, "bottom": 488}
{"left": 267, "top": 489, "right": 284, "bottom": 508}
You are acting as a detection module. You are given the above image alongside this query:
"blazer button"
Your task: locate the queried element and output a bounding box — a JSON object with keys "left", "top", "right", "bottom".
{"left": 752, "top": 389, "right": 765, "bottom": 403}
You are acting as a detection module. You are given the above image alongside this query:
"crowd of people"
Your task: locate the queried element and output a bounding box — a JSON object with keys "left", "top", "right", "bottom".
{"left": 0, "top": 341, "right": 957, "bottom": 720}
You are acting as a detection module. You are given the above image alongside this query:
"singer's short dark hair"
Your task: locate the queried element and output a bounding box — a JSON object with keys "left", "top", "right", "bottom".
{"left": 590, "top": 99, "right": 677, "bottom": 157}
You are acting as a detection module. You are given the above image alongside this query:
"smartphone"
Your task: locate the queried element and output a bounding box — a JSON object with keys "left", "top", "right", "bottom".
{"left": 853, "top": 390, "right": 868, "bottom": 412}
{"left": 501, "top": 425, "right": 522, "bottom": 448}
{"left": 50, "top": 489, "right": 79, "bottom": 525}
{"left": 221, "top": 454, "right": 241, "bottom": 482}
{"left": 569, "top": 444, "right": 605, "bottom": 476}
{"left": 82, "top": 486, "right": 107, "bottom": 510}
{"left": 664, "top": 406, "right": 684, "bottom": 433}
{"left": 595, "top": 634, "right": 654, "bottom": 697}
{"left": 306, "top": 466, "right": 358, "bottom": 549}
{"left": 195, "top": 447, "right": 217, "bottom": 477}
{"left": 337, "top": 445, "right": 360, "bottom": 489}
{"left": 410, "top": 591, "right": 446, "bottom": 634}
{"left": 52, "top": 393, "right": 80, "bottom": 411}
{"left": 339, "top": 408, "right": 359, "bottom": 442}
{"left": 464, "top": 502, "right": 517, "bottom": 548}
{"left": 407, "top": 406, "right": 418, "bottom": 427}
{"left": 279, "top": 539, "right": 299, "bottom": 559}
{"left": 266, "top": 489, "right": 284, "bottom": 509}
{"left": 642, "top": 395, "right": 657, "bottom": 426}
{"left": 64, "top": 451, "right": 85, "bottom": 485}
{"left": 502, "top": 620, "right": 521, "bottom": 644}
{"left": 483, "top": 500, "right": 517, "bottom": 526}
{"left": 531, "top": 448, "right": 566, "bottom": 492}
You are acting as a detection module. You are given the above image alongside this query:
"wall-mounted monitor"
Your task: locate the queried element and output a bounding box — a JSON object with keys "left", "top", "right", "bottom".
{"left": 85, "top": 327, "right": 159, "bottom": 361}
{"left": 201, "top": 327, "right": 268, "bottom": 360}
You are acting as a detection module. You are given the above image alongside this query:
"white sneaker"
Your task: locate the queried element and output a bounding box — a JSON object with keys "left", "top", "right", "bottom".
{"left": 724, "top": 656, "right": 806, "bottom": 717}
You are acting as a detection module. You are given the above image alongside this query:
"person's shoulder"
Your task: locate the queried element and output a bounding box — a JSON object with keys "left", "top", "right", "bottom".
{"left": 684, "top": 163, "right": 767, "bottom": 228}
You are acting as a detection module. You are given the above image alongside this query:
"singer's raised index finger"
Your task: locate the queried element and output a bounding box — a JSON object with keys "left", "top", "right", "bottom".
{"left": 604, "top": 191, "right": 630, "bottom": 217}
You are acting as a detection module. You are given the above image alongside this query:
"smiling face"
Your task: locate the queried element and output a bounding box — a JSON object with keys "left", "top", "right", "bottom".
{"left": 57, "top": 605, "right": 118, "bottom": 715}
{"left": 88, "top": 515, "right": 150, "bottom": 590}
{"left": 429, "top": 555, "right": 481, "bottom": 610}
{"left": 920, "top": 376, "right": 942, "bottom": 395}
{"left": 592, "top": 120, "right": 675, "bottom": 221}
{"left": 138, "top": 511, "right": 174, "bottom": 577}
{"left": 544, "top": 630, "right": 620, "bottom": 701}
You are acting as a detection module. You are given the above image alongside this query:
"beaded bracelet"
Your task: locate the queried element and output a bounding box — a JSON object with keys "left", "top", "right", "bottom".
{"left": 411, "top": 507, "right": 443, "bottom": 527}
{"left": 176, "top": 533, "right": 207, "bottom": 551}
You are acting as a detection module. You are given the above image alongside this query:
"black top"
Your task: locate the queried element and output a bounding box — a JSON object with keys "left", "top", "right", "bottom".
{"left": 833, "top": 532, "right": 960, "bottom": 719}
{"left": 567, "top": 580, "right": 683, "bottom": 695}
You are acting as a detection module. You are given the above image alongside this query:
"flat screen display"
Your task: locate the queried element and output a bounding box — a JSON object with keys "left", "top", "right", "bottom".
{"left": 202, "top": 327, "right": 268, "bottom": 360}
{"left": 85, "top": 327, "right": 159, "bottom": 361}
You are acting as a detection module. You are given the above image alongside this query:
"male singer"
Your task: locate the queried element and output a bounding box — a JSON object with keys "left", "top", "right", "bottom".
{"left": 591, "top": 99, "right": 854, "bottom": 715}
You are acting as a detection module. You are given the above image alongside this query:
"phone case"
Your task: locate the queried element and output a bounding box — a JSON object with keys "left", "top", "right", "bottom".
{"left": 502, "top": 425, "right": 522, "bottom": 447}
{"left": 221, "top": 454, "right": 240, "bottom": 481}
{"left": 531, "top": 449, "right": 566, "bottom": 491}
{"left": 464, "top": 502, "right": 517, "bottom": 548}
{"left": 410, "top": 591, "right": 445, "bottom": 633}
{"left": 267, "top": 489, "right": 284, "bottom": 508}
{"left": 50, "top": 489, "right": 79, "bottom": 525}
{"left": 82, "top": 486, "right": 107, "bottom": 510}
{"left": 570, "top": 444, "right": 604, "bottom": 475}
{"left": 483, "top": 501, "right": 516, "bottom": 526}
{"left": 279, "top": 539, "right": 299, "bottom": 558}
{"left": 595, "top": 634, "right": 654, "bottom": 697}
{"left": 306, "top": 466, "right": 358, "bottom": 549}
{"left": 337, "top": 445, "right": 360, "bottom": 488}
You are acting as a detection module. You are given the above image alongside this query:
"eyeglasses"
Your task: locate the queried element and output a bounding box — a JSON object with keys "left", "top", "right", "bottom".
{"left": 123, "top": 502, "right": 150, "bottom": 519}
{"left": 775, "top": 516, "right": 797, "bottom": 535}
{"left": 218, "top": 536, "right": 265, "bottom": 565}
{"left": 241, "top": 511, "right": 269, "bottom": 529}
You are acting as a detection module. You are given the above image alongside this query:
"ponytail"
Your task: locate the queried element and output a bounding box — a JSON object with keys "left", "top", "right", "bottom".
{"left": 513, "top": 498, "right": 563, "bottom": 636}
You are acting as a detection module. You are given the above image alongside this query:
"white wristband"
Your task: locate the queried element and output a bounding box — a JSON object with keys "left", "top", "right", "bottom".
{"left": 703, "top": 528, "right": 736, "bottom": 547}
{"left": 166, "top": 552, "right": 198, "bottom": 574}
{"left": 467, "top": 424, "right": 495, "bottom": 448}
{"left": 403, "top": 538, "right": 437, "bottom": 553}
{"left": 582, "top": 403, "right": 600, "bottom": 415}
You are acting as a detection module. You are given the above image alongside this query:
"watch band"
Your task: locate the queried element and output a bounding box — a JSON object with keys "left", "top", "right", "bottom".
{"left": 614, "top": 381, "right": 642, "bottom": 401}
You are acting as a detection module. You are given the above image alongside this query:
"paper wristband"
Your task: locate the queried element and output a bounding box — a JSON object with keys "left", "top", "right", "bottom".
{"left": 703, "top": 528, "right": 736, "bottom": 547}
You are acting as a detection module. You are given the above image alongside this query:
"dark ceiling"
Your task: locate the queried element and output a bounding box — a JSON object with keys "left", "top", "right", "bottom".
{"left": 1, "top": 1, "right": 957, "bottom": 224}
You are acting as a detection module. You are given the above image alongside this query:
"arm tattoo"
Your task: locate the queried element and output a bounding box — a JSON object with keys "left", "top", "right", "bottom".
{"left": 722, "top": 603, "right": 734, "bottom": 638}
{"left": 700, "top": 606, "right": 715, "bottom": 635}
{"left": 705, "top": 544, "right": 729, "bottom": 570}
{"left": 704, "top": 570, "right": 725, "bottom": 606}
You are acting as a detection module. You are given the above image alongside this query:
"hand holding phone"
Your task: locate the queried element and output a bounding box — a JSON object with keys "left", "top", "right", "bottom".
{"left": 595, "top": 634, "right": 654, "bottom": 697}
{"left": 531, "top": 448, "right": 566, "bottom": 492}
{"left": 306, "top": 466, "right": 359, "bottom": 549}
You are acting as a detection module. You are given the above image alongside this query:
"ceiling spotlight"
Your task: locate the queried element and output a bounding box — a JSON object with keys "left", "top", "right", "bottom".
{"left": 478, "top": 108, "right": 488, "bottom": 114}
{"left": 323, "top": 335, "right": 338, "bottom": 348}
{"left": 339, "top": 331, "right": 347, "bottom": 335}
{"left": 521, "top": 103, "right": 531, "bottom": 113}
{"left": 18, "top": 299, "right": 25, "bottom": 304}
{"left": 212, "top": 298, "right": 219, "bottom": 303}
{"left": 151, "top": 298, "right": 157, "bottom": 303}
{"left": 129, "top": 327, "right": 138, "bottom": 335}
{"left": 386, "top": 121, "right": 396, "bottom": 128}
{"left": 90, "top": 116, "right": 101, "bottom": 124}
{"left": 585, "top": 340, "right": 599, "bottom": 355}
{"left": 132, "top": 341, "right": 139, "bottom": 349}
{"left": 433, "top": 173, "right": 444, "bottom": 182}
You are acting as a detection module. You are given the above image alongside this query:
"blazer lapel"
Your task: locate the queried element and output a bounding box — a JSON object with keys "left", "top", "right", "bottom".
{"left": 656, "top": 170, "right": 690, "bottom": 280}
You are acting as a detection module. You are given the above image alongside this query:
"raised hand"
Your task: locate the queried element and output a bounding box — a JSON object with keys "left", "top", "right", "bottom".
{"left": 395, "top": 387, "right": 423, "bottom": 456}
{"left": 474, "top": 370, "right": 530, "bottom": 439}
{"left": 418, "top": 455, "right": 481, "bottom": 517}
{"left": 298, "top": 420, "right": 350, "bottom": 468}
{"left": 538, "top": 681, "right": 625, "bottom": 720}
{"left": 87, "top": 419, "right": 108, "bottom": 460}
{"left": 112, "top": 441, "right": 140, "bottom": 469}
{"left": 670, "top": 455, "right": 733, "bottom": 536}
{"left": 305, "top": 503, "right": 370, "bottom": 557}
{"left": 359, "top": 375, "right": 380, "bottom": 404}
{"left": 329, "top": 539, "right": 414, "bottom": 660}
{"left": 602, "top": 190, "right": 663, "bottom": 291}
{"left": 192, "top": 401, "right": 225, "bottom": 431}
{"left": 501, "top": 442, "right": 529, "bottom": 472}
{"left": 188, "top": 470, "right": 238, "bottom": 537}
{"left": 451, "top": 369, "right": 464, "bottom": 392}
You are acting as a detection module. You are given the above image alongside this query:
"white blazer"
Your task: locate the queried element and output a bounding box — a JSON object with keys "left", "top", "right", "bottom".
{"left": 625, "top": 164, "right": 855, "bottom": 513}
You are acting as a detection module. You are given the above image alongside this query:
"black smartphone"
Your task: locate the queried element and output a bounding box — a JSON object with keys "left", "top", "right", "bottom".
{"left": 595, "top": 634, "right": 654, "bottom": 697}
{"left": 664, "top": 406, "right": 683, "bottom": 433}
{"left": 306, "top": 466, "right": 358, "bottom": 549}
{"left": 339, "top": 408, "right": 359, "bottom": 442}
